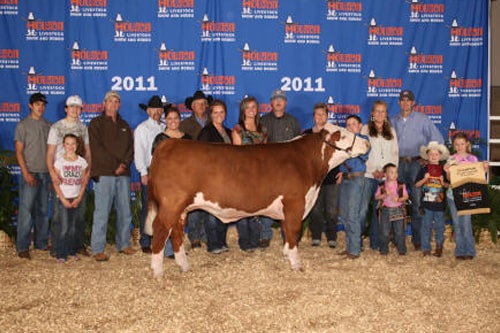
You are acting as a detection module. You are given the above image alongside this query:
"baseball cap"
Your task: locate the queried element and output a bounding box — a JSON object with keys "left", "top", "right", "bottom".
{"left": 66, "top": 95, "right": 83, "bottom": 107}
{"left": 399, "top": 90, "right": 415, "bottom": 101}
{"left": 29, "top": 92, "right": 48, "bottom": 104}
{"left": 104, "top": 90, "right": 120, "bottom": 101}
{"left": 270, "top": 89, "right": 287, "bottom": 101}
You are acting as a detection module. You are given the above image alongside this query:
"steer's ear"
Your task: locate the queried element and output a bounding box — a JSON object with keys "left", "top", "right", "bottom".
{"left": 325, "top": 130, "right": 341, "bottom": 145}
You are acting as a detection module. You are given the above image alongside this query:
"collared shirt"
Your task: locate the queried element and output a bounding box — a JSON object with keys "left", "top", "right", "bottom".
{"left": 89, "top": 113, "right": 134, "bottom": 177}
{"left": 360, "top": 125, "right": 399, "bottom": 179}
{"left": 134, "top": 117, "right": 165, "bottom": 176}
{"left": 391, "top": 111, "right": 444, "bottom": 157}
{"left": 339, "top": 133, "right": 370, "bottom": 174}
{"left": 260, "top": 112, "right": 301, "bottom": 143}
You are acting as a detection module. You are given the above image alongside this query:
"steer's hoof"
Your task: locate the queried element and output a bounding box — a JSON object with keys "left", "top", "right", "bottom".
{"left": 290, "top": 263, "right": 303, "bottom": 272}
{"left": 179, "top": 264, "right": 191, "bottom": 273}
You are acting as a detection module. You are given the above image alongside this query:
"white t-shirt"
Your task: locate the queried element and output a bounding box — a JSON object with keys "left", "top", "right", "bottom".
{"left": 54, "top": 155, "right": 88, "bottom": 199}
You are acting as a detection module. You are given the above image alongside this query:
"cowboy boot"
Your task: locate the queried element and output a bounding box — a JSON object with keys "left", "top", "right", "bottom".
{"left": 432, "top": 247, "right": 443, "bottom": 257}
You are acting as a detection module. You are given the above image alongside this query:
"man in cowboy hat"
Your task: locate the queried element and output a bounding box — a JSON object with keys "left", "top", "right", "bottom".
{"left": 391, "top": 89, "right": 444, "bottom": 251}
{"left": 180, "top": 90, "right": 213, "bottom": 139}
{"left": 134, "top": 95, "right": 167, "bottom": 253}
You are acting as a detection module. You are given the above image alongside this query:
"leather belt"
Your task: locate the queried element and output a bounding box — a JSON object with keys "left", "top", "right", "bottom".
{"left": 343, "top": 172, "right": 364, "bottom": 179}
{"left": 399, "top": 156, "right": 420, "bottom": 163}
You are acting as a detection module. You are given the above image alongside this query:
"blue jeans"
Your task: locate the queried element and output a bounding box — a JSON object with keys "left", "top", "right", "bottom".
{"left": 308, "top": 183, "right": 339, "bottom": 241}
{"left": 51, "top": 189, "right": 87, "bottom": 255}
{"left": 259, "top": 216, "right": 274, "bottom": 241}
{"left": 340, "top": 175, "right": 367, "bottom": 256}
{"left": 139, "top": 183, "right": 151, "bottom": 248}
{"left": 379, "top": 207, "right": 407, "bottom": 254}
{"left": 398, "top": 159, "right": 423, "bottom": 246}
{"left": 16, "top": 172, "right": 50, "bottom": 253}
{"left": 186, "top": 210, "right": 207, "bottom": 243}
{"left": 362, "top": 178, "right": 380, "bottom": 250}
{"left": 90, "top": 176, "right": 133, "bottom": 254}
{"left": 56, "top": 200, "right": 77, "bottom": 259}
{"left": 237, "top": 217, "right": 260, "bottom": 250}
{"left": 447, "top": 189, "right": 476, "bottom": 257}
{"left": 164, "top": 239, "right": 174, "bottom": 257}
{"left": 205, "top": 213, "right": 228, "bottom": 252}
{"left": 421, "top": 209, "right": 445, "bottom": 252}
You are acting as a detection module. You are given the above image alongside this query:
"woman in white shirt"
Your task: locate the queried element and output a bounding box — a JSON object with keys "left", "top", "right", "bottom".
{"left": 360, "top": 100, "right": 399, "bottom": 251}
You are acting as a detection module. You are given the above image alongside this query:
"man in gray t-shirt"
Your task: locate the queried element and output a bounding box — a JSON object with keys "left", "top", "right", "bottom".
{"left": 14, "top": 93, "right": 52, "bottom": 259}
{"left": 259, "top": 89, "right": 301, "bottom": 247}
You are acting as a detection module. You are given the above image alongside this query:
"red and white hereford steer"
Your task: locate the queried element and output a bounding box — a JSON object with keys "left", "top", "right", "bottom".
{"left": 145, "top": 123, "right": 369, "bottom": 277}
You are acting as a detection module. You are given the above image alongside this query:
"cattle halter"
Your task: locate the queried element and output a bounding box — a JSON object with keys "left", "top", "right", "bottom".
{"left": 323, "top": 133, "right": 357, "bottom": 153}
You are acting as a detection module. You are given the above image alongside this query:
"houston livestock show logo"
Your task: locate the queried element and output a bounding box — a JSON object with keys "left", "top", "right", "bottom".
{"left": 326, "top": 0, "right": 362, "bottom": 22}
{"left": 79, "top": 101, "right": 104, "bottom": 125}
{"left": 0, "top": 0, "right": 18, "bottom": 15}
{"left": 25, "top": 12, "right": 64, "bottom": 42}
{"left": 366, "top": 70, "right": 402, "bottom": 98}
{"left": 0, "top": 48, "right": 19, "bottom": 70}
{"left": 284, "top": 16, "right": 320, "bottom": 44}
{"left": 408, "top": 46, "right": 443, "bottom": 74}
{"left": 409, "top": 0, "right": 444, "bottom": 23}
{"left": 325, "top": 44, "right": 361, "bottom": 73}
{"left": 25, "top": 66, "right": 65, "bottom": 96}
{"left": 448, "top": 70, "right": 482, "bottom": 98}
{"left": 326, "top": 96, "right": 361, "bottom": 126}
{"left": 158, "top": 0, "right": 194, "bottom": 19}
{"left": 447, "top": 122, "right": 481, "bottom": 147}
{"left": 200, "top": 14, "right": 236, "bottom": 42}
{"left": 70, "top": 41, "right": 108, "bottom": 71}
{"left": 69, "top": 0, "right": 107, "bottom": 17}
{"left": 200, "top": 67, "right": 235, "bottom": 96}
{"left": 0, "top": 100, "right": 20, "bottom": 124}
{"left": 158, "top": 42, "right": 195, "bottom": 71}
{"left": 367, "top": 17, "right": 403, "bottom": 46}
{"left": 113, "top": 13, "right": 152, "bottom": 42}
{"left": 415, "top": 103, "right": 443, "bottom": 125}
{"left": 241, "top": 0, "right": 278, "bottom": 19}
{"left": 449, "top": 19, "right": 483, "bottom": 47}
{"left": 241, "top": 43, "right": 278, "bottom": 72}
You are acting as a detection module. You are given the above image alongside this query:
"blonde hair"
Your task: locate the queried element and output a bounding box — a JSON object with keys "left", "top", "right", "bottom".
{"left": 452, "top": 132, "right": 472, "bottom": 154}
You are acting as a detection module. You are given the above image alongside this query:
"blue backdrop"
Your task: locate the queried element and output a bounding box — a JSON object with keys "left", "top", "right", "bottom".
{"left": 0, "top": 0, "right": 490, "bottom": 182}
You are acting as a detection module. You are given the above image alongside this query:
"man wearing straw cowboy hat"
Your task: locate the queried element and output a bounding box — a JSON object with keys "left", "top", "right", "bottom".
{"left": 134, "top": 95, "right": 168, "bottom": 253}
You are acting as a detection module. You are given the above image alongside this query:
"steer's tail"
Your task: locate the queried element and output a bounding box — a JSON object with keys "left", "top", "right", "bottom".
{"left": 144, "top": 184, "right": 158, "bottom": 236}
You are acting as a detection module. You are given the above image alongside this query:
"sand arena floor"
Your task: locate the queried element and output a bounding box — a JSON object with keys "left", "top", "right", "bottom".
{"left": 1, "top": 227, "right": 499, "bottom": 333}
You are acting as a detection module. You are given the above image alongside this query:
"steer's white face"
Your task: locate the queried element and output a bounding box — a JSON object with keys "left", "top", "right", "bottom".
{"left": 322, "top": 122, "right": 369, "bottom": 170}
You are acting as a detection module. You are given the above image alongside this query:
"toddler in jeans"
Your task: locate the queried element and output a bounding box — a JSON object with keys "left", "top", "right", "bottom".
{"left": 375, "top": 163, "right": 408, "bottom": 255}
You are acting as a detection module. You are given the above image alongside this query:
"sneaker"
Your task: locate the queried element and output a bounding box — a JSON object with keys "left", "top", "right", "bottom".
{"left": 119, "top": 247, "right": 136, "bottom": 255}
{"left": 220, "top": 246, "right": 229, "bottom": 253}
{"left": 56, "top": 258, "right": 66, "bottom": 264}
{"left": 18, "top": 251, "right": 31, "bottom": 259}
{"left": 328, "top": 240, "right": 337, "bottom": 248}
{"left": 210, "top": 248, "right": 224, "bottom": 254}
{"left": 68, "top": 255, "right": 81, "bottom": 261}
{"left": 94, "top": 252, "right": 109, "bottom": 262}
{"left": 311, "top": 239, "right": 321, "bottom": 247}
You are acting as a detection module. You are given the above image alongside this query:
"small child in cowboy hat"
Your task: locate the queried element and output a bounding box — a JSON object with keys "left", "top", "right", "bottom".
{"left": 415, "top": 141, "right": 450, "bottom": 257}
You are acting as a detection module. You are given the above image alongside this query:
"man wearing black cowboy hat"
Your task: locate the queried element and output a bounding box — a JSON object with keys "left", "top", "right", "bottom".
{"left": 179, "top": 90, "right": 213, "bottom": 249}
{"left": 134, "top": 95, "right": 167, "bottom": 253}
{"left": 180, "top": 90, "right": 213, "bottom": 139}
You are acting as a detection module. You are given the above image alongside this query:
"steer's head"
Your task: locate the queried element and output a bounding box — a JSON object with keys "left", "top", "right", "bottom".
{"left": 321, "top": 122, "right": 370, "bottom": 169}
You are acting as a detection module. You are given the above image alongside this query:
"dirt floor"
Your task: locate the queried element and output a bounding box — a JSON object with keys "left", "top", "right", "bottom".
{"left": 1, "top": 227, "right": 499, "bottom": 333}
